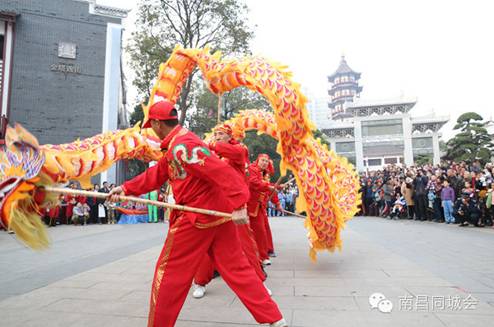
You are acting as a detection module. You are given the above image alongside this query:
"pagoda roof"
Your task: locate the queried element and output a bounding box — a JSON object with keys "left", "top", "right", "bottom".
{"left": 328, "top": 83, "right": 362, "bottom": 95}
{"left": 328, "top": 56, "right": 361, "bottom": 81}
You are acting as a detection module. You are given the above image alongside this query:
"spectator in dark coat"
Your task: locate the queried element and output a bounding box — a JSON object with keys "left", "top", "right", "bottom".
{"left": 413, "top": 171, "right": 429, "bottom": 221}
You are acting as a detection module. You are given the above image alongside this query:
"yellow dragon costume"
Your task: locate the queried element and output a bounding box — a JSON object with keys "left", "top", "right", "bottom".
{"left": 0, "top": 46, "right": 360, "bottom": 260}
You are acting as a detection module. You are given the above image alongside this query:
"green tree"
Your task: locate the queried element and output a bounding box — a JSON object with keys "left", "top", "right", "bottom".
{"left": 127, "top": 105, "right": 150, "bottom": 176}
{"left": 188, "top": 86, "right": 270, "bottom": 137}
{"left": 243, "top": 132, "right": 285, "bottom": 181}
{"left": 313, "top": 129, "right": 330, "bottom": 148}
{"left": 444, "top": 112, "right": 494, "bottom": 163}
{"left": 414, "top": 154, "right": 433, "bottom": 166}
{"left": 129, "top": 102, "right": 146, "bottom": 127}
{"left": 126, "top": 159, "right": 148, "bottom": 179}
{"left": 127, "top": 0, "right": 254, "bottom": 125}
{"left": 188, "top": 86, "right": 294, "bottom": 181}
{"left": 439, "top": 140, "right": 447, "bottom": 152}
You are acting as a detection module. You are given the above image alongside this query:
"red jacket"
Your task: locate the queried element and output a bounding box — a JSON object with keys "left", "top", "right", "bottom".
{"left": 209, "top": 140, "right": 249, "bottom": 180}
{"left": 122, "top": 126, "right": 249, "bottom": 226}
{"left": 247, "top": 165, "right": 272, "bottom": 217}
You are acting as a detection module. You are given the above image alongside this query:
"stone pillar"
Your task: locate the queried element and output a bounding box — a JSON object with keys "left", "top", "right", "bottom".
{"left": 402, "top": 115, "right": 414, "bottom": 166}
{"left": 354, "top": 119, "right": 364, "bottom": 171}
{"left": 330, "top": 141, "right": 336, "bottom": 152}
{"left": 100, "top": 23, "right": 123, "bottom": 184}
{"left": 432, "top": 132, "right": 440, "bottom": 165}
{"left": 1, "top": 21, "right": 15, "bottom": 118}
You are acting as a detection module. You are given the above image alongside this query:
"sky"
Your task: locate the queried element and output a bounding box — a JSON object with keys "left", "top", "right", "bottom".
{"left": 98, "top": 0, "right": 494, "bottom": 139}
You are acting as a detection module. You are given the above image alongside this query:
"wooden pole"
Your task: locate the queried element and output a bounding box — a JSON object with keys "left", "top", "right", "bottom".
{"left": 217, "top": 94, "right": 223, "bottom": 124}
{"left": 43, "top": 186, "right": 232, "bottom": 219}
{"left": 268, "top": 175, "right": 284, "bottom": 197}
{"left": 281, "top": 209, "right": 306, "bottom": 219}
{"left": 283, "top": 176, "right": 296, "bottom": 186}
{"left": 268, "top": 176, "right": 296, "bottom": 199}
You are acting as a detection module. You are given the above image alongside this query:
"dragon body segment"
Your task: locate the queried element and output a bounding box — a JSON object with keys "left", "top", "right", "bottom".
{"left": 0, "top": 47, "right": 360, "bottom": 260}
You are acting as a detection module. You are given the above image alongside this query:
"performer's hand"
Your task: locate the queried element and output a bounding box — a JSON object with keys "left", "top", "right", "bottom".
{"left": 108, "top": 186, "right": 125, "bottom": 202}
{"left": 231, "top": 207, "right": 248, "bottom": 225}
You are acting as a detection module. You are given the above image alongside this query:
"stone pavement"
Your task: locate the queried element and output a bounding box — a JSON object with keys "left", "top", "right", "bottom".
{"left": 0, "top": 223, "right": 166, "bottom": 301}
{"left": 1, "top": 216, "right": 494, "bottom": 326}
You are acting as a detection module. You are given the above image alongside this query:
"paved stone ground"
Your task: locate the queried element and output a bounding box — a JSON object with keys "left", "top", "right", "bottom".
{"left": 1, "top": 216, "right": 493, "bottom": 326}
{"left": 0, "top": 224, "right": 166, "bottom": 301}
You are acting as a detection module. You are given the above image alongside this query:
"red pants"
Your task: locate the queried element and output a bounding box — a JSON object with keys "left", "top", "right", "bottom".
{"left": 237, "top": 224, "right": 266, "bottom": 281}
{"left": 149, "top": 215, "right": 282, "bottom": 327}
{"left": 194, "top": 255, "right": 215, "bottom": 286}
{"left": 194, "top": 223, "right": 266, "bottom": 285}
{"left": 249, "top": 210, "right": 269, "bottom": 261}
{"left": 264, "top": 214, "right": 274, "bottom": 254}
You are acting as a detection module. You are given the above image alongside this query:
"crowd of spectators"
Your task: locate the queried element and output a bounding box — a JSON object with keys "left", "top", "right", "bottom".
{"left": 268, "top": 183, "right": 298, "bottom": 217}
{"left": 359, "top": 160, "right": 494, "bottom": 227}
{"left": 39, "top": 160, "right": 494, "bottom": 228}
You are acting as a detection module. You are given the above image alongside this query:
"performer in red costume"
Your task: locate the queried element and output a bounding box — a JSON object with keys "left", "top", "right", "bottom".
{"left": 247, "top": 154, "right": 283, "bottom": 266}
{"left": 109, "top": 101, "right": 287, "bottom": 327}
{"left": 264, "top": 160, "right": 279, "bottom": 258}
{"left": 63, "top": 183, "right": 77, "bottom": 224}
{"left": 192, "top": 124, "right": 269, "bottom": 299}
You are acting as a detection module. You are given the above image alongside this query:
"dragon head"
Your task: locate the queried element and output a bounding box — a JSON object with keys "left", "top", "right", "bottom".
{"left": 0, "top": 124, "right": 53, "bottom": 249}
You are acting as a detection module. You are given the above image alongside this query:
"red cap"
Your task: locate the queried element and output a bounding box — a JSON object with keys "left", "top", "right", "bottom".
{"left": 142, "top": 101, "right": 177, "bottom": 128}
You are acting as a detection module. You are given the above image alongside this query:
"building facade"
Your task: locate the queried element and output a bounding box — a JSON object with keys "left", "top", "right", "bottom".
{"left": 318, "top": 58, "right": 448, "bottom": 171}
{"left": 0, "top": 0, "right": 129, "bottom": 183}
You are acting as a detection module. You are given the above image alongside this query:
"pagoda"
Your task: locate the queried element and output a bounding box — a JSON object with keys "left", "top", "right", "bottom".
{"left": 327, "top": 56, "right": 363, "bottom": 120}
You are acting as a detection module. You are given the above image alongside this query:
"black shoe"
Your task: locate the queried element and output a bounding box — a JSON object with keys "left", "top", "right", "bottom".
{"left": 459, "top": 223, "right": 468, "bottom": 227}
{"left": 268, "top": 252, "right": 277, "bottom": 258}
